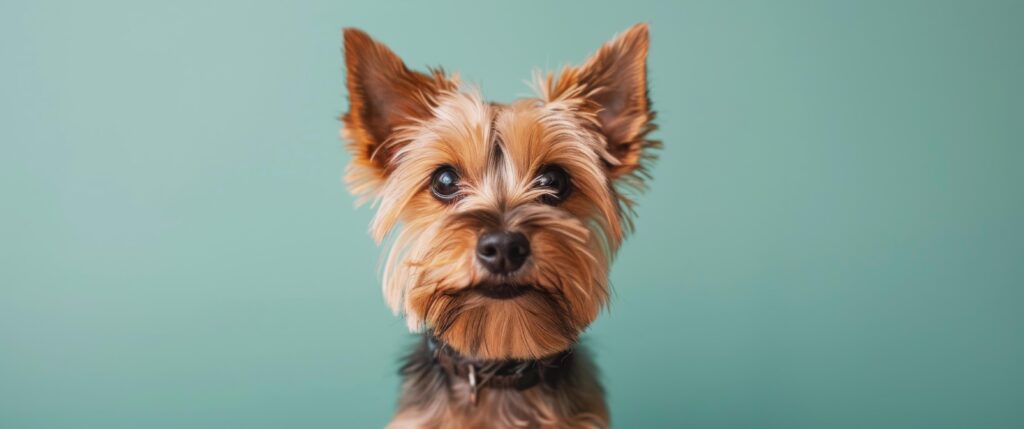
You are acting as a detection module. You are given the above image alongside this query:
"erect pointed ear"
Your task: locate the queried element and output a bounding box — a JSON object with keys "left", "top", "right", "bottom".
{"left": 342, "top": 28, "right": 455, "bottom": 196}
{"left": 544, "top": 23, "right": 657, "bottom": 179}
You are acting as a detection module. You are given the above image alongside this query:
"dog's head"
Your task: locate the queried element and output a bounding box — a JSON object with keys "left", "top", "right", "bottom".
{"left": 341, "top": 24, "right": 657, "bottom": 360}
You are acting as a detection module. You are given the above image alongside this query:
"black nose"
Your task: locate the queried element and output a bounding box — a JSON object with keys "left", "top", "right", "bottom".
{"left": 476, "top": 231, "right": 530, "bottom": 274}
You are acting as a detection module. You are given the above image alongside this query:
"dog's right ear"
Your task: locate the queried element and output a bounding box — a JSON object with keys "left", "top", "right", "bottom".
{"left": 342, "top": 28, "right": 455, "bottom": 199}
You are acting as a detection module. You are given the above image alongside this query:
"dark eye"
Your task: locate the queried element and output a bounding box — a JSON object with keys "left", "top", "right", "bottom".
{"left": 534, "top": 165, "right": 571, "bottom": 204}
{"left": 430, "top": 166, "right": 461, "bottom": 202}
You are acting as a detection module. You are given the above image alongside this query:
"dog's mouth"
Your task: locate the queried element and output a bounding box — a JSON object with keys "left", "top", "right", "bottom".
{"left": 473, "top": 283, "right": 533, "bottom": 300}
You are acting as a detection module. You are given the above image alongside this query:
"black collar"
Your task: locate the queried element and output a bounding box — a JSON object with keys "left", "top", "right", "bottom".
{"left": 426, "top": 336, "right": 574, "bottom": 402}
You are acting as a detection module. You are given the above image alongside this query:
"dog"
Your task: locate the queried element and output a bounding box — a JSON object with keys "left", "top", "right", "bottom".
{"left": 340, "top": 23, "right": 658, "bottom": 428}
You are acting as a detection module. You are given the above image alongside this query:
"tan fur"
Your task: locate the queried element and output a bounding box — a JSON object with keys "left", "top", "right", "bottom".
{"left": 341, "top": 24, "right": 657, "bottom": 428}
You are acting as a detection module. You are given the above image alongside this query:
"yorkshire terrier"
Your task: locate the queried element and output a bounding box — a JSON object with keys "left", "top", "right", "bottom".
{"left": 340, "top": 23, "right": 658, "bottom": 428}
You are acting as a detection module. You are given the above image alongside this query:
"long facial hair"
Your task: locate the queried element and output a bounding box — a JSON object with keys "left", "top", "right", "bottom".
{"left": 342, "top": 25, "right": 657, "bottom": 361}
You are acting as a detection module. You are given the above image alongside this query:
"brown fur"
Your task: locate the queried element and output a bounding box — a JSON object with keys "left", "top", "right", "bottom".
{"left": 340, "top": 24, "right": 657, "bottom": 428}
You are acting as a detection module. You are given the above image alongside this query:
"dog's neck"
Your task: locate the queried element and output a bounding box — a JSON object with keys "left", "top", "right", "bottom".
{"left": 391, "top": 336, "right": 608, "bottom": 428}
{"left": 425, "top": 335, "right": 574, "bottom": 403}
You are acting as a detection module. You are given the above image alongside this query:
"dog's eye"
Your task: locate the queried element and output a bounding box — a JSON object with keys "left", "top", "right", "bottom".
{"left": 534, "top": 165, "right": 571, "bottom": 205}
{"left": 430, "top": 166, "right": 461, "bottom": 202}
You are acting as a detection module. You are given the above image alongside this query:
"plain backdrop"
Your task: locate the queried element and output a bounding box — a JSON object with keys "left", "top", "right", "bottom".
{"left": 2, "top": 1, "right": 1022, "bottom": 428}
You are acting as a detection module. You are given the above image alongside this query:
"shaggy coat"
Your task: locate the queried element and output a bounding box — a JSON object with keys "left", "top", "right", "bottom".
{"left": 341, "top": 23, "right": 657, "bottom": 428}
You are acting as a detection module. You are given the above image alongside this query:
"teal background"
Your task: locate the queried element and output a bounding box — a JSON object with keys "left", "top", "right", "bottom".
{"left": 2, "top": 1, "right": 1022, "bottom": 427}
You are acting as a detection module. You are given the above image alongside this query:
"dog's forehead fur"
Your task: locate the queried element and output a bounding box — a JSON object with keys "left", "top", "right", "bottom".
{"left": 376, "top": 91, "right": 622, "bottom": 238}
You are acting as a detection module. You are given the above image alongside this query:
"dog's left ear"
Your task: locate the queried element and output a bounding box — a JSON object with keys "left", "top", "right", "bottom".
{"left": 342, "top": 28, "right": 455, "bottom": 198}
{"left": 544, "top": 23, "right": 656, "bottom": 179}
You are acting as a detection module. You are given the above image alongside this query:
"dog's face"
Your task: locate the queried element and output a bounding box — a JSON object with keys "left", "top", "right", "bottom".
{"left": 342, "top": 24, "right": 656, "bottom": 360}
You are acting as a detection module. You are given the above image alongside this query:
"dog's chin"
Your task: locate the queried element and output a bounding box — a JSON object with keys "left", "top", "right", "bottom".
{"left": 473, "top": 283, "right": 532, "bottom": 300}
{"left": 422, "top": 285, "right": 581, "bottom": 359}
